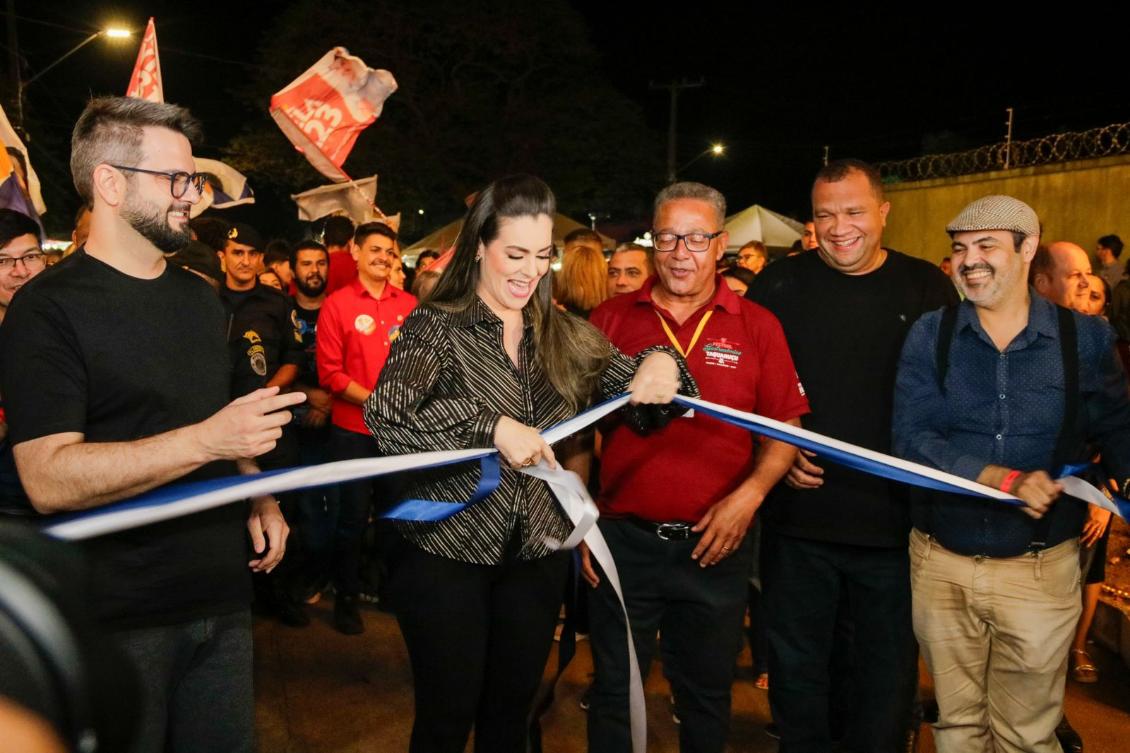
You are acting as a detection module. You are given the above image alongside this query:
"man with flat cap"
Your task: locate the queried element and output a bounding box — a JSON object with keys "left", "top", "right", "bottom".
{"left": 893, "top": 195, "right": 1130, "bottom": 752}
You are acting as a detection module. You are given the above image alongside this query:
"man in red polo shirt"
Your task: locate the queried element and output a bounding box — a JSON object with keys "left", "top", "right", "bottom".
{"left": 316, "top": 221, "right": 416, "bottom": 634}
{"left": 585, "top": 182, "right": 809, "bottom": 753}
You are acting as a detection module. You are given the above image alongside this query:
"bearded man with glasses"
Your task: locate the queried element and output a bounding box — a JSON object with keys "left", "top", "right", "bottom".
{"left": 0, "top": 97, "right": 305, "bottom": 753}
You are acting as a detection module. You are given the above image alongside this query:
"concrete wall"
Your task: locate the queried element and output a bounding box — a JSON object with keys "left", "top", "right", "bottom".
{"left": 883, "top": 154, "right": 1130, "bottom": 264}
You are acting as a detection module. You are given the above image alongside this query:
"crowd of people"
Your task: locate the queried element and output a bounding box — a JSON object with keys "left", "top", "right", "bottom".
{"left": 0, "top": 96, "right": 1127, "bottom": 753}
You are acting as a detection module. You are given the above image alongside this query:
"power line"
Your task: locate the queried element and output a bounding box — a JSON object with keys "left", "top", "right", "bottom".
{"left": 9, "top": 11, "right": 97, "bottom": 36}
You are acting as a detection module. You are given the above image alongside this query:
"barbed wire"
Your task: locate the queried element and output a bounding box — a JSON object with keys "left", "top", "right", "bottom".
{"left": 878, "top": 122, "right": 1130, "bottom": 182}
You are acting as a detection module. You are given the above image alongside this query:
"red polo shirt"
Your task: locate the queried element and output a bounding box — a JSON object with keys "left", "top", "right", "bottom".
{"left": 590, "top": 276, "right": 809, "bottom": 523}
{"left": 316, "top": 279, "right": 417, "bottom": 434}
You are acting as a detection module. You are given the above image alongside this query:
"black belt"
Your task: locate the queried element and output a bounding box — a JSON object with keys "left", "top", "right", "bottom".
{"left": 623, "top": 516, "right": 700, "bottom": 541}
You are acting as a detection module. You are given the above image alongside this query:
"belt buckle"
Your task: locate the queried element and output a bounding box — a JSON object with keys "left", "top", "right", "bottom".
{"left": 656, "top": 522, "right": 690, "bottom": 541}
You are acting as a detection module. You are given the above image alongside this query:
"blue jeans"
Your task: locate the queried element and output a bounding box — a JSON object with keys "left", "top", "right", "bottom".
{"left": 113, "top": 609, "right": 253, "bottom": 753}
{"left": 586, "top": 517, "right": 752, "bottom": 753}
{"left": 329, "top": 427, "right": 383, "bottom": 596}
{"left": 292, "top": 425, "right": 341, "bottom": 587}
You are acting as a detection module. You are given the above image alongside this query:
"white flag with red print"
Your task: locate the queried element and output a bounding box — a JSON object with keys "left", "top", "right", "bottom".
{"left": 125, "top": 18, "right": 164, "bottom": 103}
{"left": 270, "top": 47, "right": 397, "bottom": 183}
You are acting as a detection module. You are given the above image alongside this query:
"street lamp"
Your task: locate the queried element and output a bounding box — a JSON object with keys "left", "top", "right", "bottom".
{"left": 16, "top": 27, "right": 133, "bottom": 132}
{"left": 677, "top": 143, "right": 726, "bottom": 175}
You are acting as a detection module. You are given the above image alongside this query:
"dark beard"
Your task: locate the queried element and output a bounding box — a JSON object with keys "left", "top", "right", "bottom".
{"left": 122, "top": 199, "right": 191, "bottom": 254}
{"left": 295, "top": 275, "right": 326, "bottom": 297}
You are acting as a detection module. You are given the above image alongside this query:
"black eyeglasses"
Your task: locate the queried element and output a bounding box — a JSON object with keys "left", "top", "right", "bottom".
{"left": 110, "top": 165, "right": 208, "bottom": 199}
{"left": 651, "top": 230, "right": 724, "bottom": 253}
{"left": 0, "top": 251, "right": 46, "bottom": 271}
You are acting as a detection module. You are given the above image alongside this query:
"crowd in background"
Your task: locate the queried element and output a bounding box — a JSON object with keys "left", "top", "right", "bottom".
{"left": 0, "top": 96, "right": 1128, "bottom": 753}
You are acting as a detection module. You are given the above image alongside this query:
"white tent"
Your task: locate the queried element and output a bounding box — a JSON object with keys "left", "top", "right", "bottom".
{"left": 403, "top": 214, "right": 615, "bottom": 262}
{"left": 724, "top": 204, "right": 805, "bottom": 250}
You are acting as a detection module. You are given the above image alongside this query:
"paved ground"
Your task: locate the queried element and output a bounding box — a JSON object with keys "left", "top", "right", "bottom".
{"left": 254, "top": 599, "right": 1130, "bottom": 753}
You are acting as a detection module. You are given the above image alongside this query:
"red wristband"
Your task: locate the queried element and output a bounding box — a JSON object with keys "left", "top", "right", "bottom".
{"left": 1000, "top": 470, "right": 1022, "bottom": 493}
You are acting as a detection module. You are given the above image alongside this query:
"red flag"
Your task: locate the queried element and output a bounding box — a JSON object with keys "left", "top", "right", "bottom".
{"left": 270, "top": 47, "right": 397, "bottom": 183}
{"left": 125, "top": 18, "right": 164, "bottom": 103}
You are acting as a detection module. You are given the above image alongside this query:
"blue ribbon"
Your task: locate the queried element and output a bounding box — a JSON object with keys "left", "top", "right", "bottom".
{"left": 381, "top": 455, "right": 502, "bottom": 522}
{"left": 375, "top": 394, "right": 630, "bottom": 523}
{"left": 46, "top": 467, "right": 298, "bottom": 528}
{"left": 42, "top": 393, "right": 1130, "bottom": 538}
{"left": 677, "top": 397, "right": 1130, "bottom": 519}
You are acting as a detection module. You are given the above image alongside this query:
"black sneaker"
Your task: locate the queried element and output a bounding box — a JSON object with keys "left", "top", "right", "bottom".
{"left": 334, "top": 594, "right": 364, "bottom": 635}
{"left": 1056, "top": 716, "right": 1083, "bottom": 753}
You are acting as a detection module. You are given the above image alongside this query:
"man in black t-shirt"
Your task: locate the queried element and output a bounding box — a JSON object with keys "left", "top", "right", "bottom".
{"left": 286, "top": 240, "right": 340, "bottom": 600}
{"left": 747, "top": 159, "right": 957, "bottom": 753}
{"left": 0, "top": 97, "right": 305, "bottom": 753}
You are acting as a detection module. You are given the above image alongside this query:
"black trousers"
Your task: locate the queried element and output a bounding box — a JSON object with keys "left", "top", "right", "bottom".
{"left": 761, "top": 529, "right": 918, "bottom": 753}
{"left": 330, "top": 427, "right": 381, "bottom": 596}
{"left": 389, "top": 538, "right": 570, "bottom": 753}
{"left": 586, "top": 517, "right": 751, "bottom": 753}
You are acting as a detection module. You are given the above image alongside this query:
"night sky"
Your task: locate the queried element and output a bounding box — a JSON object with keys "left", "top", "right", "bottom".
{"left": 9, "top": 1, "right": 1130, "bottom": 238}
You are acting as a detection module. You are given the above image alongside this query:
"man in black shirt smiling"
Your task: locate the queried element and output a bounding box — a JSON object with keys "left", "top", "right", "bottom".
{"left": 0, "top": 97, "right": 305, "bottom": 753}
{"left": 748, "top": 159, "right": 957, "bottom": 753}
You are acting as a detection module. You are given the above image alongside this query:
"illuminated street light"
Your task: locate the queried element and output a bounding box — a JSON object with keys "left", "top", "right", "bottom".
{"left": 677, "top": 142, "right": 727, "bottom": 175}
{"left": 17, "top": 27, "right": 134, "bottom": 131}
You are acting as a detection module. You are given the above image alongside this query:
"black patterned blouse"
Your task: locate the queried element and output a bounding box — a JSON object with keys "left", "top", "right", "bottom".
{"left": 365, "top": 297, "right": 694, "bottom": 564}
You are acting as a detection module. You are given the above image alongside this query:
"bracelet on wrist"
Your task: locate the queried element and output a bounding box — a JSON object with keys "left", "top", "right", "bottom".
{"left": 999, "top": 469, "right": 1022, "bottom": 494}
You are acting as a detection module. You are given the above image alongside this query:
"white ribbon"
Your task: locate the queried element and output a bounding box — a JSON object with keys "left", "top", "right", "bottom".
{"left": 44, "top": 449, "right": 490, "bottom": 540}
{"left": 522, "top": 460, "right": 646, "bottom": 753}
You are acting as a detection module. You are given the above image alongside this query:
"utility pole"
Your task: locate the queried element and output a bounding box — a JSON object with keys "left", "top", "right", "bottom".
{"left": 6, "top": 0, "right": 21, "bottom": 131}
{"left": 1003, "top": 107, "right": 1015, "bottom": 169}
{"left": 651, "top": 78, "right": 704, "bottom": 184}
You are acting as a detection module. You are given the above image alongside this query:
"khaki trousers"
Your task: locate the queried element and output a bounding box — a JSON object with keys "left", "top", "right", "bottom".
{"left": 909, "top": 529, "right": 1081, "bottom": 753}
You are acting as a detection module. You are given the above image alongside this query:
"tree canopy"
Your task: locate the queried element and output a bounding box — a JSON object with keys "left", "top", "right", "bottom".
{"left": 224, "top": 0, "right": 664, "bottom": 235}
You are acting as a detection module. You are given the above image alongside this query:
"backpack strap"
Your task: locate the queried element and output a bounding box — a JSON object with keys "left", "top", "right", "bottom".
{"left": 1030, "top": 305, "right": 1080, "bottom": 551}
{"left": 920, "top": 305, "right": 961, "bottom": 536}
{"left": 935, "top": 304, "right": 959, "bottom": 393}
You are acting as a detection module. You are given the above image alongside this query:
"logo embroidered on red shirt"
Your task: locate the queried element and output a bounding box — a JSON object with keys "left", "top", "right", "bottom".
{"left": 703, "top": 338, "right": 742, "bottom": 369}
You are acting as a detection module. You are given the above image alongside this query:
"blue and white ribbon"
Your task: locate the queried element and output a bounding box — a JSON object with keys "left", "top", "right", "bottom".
{"left": 39, "top": 392, "right": 1128, "bottom": 753}
{"left": 672, "top": 395, "right": 1130, "bottom": 520}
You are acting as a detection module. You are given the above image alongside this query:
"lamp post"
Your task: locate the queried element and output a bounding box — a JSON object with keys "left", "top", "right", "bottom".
{"left": 16, "top": 27, "right": 132, "bottom": 134}
{"left": 677, "top": 143, "right": 726, "bottom": 176}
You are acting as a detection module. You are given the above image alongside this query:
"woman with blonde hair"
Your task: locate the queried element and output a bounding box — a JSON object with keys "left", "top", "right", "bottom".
{"left": 555, "top": 240, "right": 608, "bottom": 318}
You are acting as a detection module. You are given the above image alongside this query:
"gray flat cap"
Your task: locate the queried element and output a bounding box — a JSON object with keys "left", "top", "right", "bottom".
{"left": 946, "top": 195, "right": 1040, "bottom": 237}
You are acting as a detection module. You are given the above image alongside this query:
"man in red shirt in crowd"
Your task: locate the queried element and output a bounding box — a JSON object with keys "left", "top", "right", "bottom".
{"left": 322, "top": 214, "right": 357, "bottom": 296}
{"left": 584, "top": 182, "right": 809, "bottom": 753}
{"left": 316, "top": 221, "right": 416, "bottom": 634}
